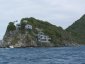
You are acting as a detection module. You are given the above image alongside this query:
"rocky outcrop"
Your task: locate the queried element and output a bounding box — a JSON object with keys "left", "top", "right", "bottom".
{"left": 2, "top": 17, "right": 79, "bottom": 48}
{"left": 2, "top": 30, "right": 54, "bottom": 48}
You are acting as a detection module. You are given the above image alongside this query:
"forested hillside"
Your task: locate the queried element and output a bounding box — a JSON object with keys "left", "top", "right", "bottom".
{"left": 66, "top": 14, "right": 85, "bottom": 44}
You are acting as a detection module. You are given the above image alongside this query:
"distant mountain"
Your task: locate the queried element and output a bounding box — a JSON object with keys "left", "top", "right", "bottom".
{"left": 66, "top": 14, "right": 85, "bottom": 44}
{"left": 2, "top": 17, "right": 76, "bottom": 48}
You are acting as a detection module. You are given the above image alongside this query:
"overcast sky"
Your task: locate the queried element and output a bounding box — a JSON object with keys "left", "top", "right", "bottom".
{"left": 0, "top": 0, "right": 85, "bottom": 39}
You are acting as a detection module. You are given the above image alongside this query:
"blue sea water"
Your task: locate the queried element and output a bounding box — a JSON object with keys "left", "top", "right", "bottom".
{"left": 0, "top": 46, "right": 85, "bottom": 64}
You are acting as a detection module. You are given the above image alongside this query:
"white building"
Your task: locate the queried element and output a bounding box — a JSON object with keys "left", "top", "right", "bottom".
{"left": 37, "top": 32, "right": 51, "bottom": 43}
{"left": 16, "top": 24, "right": 21, "bottom": 29}
{"left": 25, "top": 24, "right": 32, "bottom": 30}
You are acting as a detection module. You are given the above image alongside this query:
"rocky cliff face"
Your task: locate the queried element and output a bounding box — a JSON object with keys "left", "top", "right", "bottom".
{"left": 3, "top": 30, "right": 36, "bottom": 47}
{"left": 3, "top": 30, "right": 54, "bottom": 47}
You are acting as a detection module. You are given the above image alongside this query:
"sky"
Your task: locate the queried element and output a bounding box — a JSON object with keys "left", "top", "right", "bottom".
{"left": 0, "top": 0, "right": 85, "bottom": 39}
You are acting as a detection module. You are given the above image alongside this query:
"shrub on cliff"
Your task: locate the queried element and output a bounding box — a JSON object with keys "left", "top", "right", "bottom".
{"left": 7, "top": 22, "right": 16, "bottom": 31}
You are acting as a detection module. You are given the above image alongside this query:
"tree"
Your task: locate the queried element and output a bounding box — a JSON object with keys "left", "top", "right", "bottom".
{"left": 7, "top": 22, "right": 16, "bottom": 31}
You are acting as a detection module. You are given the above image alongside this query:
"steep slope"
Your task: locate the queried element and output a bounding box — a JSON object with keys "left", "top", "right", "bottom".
{"left": 2, "top": 17, "right": 76, "bottom": 47}
{"left": 66, "top": 14, "right": 85, "bottom": 44}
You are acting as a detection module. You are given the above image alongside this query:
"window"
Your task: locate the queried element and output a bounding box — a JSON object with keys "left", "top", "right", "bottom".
{"left": 41, "top": 39, "right": 47, "bottom": 41}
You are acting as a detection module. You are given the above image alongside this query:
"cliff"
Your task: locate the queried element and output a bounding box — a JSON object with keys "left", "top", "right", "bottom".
{"left": 2, "top": 17, "right": 77, "bottom": 48}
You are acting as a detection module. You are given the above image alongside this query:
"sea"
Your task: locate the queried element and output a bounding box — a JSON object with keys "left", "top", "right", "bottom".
{"left": 0, "top": 46, "right": 85, "bottom": 64}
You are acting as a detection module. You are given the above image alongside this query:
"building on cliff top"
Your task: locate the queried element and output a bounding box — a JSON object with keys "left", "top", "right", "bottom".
{"left": 16, "top": 23, "right": 32, "bottom": 30}
{"left": 25, "top": 24, "right": 32, "bottom": 30}
{"left": 37, "top": 32, "right": 51, "bottom": 43}
{"left": 16, "top": 24, "right": 21, "bottom": 29}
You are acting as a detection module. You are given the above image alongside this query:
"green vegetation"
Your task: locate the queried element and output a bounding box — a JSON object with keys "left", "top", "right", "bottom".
{"left": 7, "top": 22, "right": 16, "bottom": 32}
{"left": 20, "top": 17, "right": 72, "bottom": 46}
{"left": 66, "top": 14, "right": 85, "bottom": 44}
{"left": 21, "top": 17, "right": 61, "bottom": 36}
